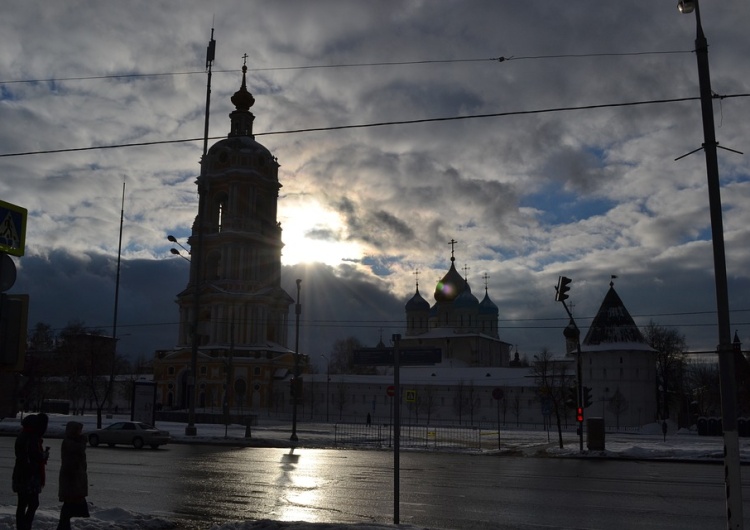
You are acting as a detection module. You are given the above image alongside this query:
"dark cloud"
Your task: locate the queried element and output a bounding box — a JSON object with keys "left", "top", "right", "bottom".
{"left": 1, "top": 1, "right": 749, "bottom": 364}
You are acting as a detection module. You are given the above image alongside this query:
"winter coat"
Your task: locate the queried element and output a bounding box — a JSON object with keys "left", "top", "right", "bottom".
{"left": 12, "top": 413, "right": 49, "bottom": 495}
{"left": 58, "top": 421, "right": 88, "bottom": 502}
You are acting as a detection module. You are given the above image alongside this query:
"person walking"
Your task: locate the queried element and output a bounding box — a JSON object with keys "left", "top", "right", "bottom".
{"left": 12, "top": 413, "right": 49, "bottom": 530}
{"left": 57, "top": 421, "right": 89, "bottom": 530}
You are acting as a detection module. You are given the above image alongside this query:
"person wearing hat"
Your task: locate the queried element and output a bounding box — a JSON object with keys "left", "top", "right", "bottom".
{"left": 12, "top": 413, "right": 49, "bottom": 530}
{"left": 57, "top": 421, "right": 89, "bottom": 529}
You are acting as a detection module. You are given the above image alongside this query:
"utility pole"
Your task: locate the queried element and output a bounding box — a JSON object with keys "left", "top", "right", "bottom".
{"left": 678, "top": 2, "right": 743, "bottom": 527}
{"left": 186, "top": 28, "right": 216, "bottom": 436}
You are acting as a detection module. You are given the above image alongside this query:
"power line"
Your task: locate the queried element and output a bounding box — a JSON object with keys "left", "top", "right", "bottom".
{"left": 3, "top": 93, "right": 748, "bottom": 159}
{"left": 0, "top": 50, "right": 694, "bottom": 86}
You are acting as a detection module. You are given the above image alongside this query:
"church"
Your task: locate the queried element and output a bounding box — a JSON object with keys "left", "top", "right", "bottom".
{"left": 152, "top": 61, "right": 303, "bottom": 414}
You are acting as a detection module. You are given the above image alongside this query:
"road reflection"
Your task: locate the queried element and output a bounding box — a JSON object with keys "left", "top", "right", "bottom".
{"left": 276, "top": 448, "right": 323, "bottom": 522}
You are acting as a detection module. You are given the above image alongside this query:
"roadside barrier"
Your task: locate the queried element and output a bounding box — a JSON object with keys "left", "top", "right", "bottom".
{"left": 334, "top": 422, "right": 482, "bottom": 451}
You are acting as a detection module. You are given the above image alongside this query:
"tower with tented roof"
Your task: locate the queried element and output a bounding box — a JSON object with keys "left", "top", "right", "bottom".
{"left": 580, "top": 279, "right": 657, "bottom": 428}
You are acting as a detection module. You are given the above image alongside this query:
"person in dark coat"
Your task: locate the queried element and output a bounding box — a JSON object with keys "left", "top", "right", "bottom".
{"left": 12, "top": 413, "right": 49, "bottom": 530}
{"left": 57, "top": 421, "right": 89, "bottom": 530}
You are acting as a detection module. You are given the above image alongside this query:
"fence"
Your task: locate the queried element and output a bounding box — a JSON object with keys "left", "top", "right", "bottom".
{"left": 334, "top": 423, "right": 483, "bottom": 451}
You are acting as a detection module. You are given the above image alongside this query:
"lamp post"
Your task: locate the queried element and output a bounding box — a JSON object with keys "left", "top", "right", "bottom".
{"left": 321, "top": 354, "right": 331, "bottom": 422}
{"left": 678, "top": 2, "right": 743, "bottom": 527}
{"left": 290, "top": 279, "right": 301, "bottom": 442}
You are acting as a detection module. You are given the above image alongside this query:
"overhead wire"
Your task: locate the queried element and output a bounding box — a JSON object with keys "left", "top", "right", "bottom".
{"left": 3, "top": 93, "right": 749, "bottom": 159}
{"left": 0, "top": 49, "right": 694, "bottom": 86}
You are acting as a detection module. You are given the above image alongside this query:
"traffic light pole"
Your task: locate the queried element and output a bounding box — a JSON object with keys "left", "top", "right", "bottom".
{"left": 556, "top": 277, "right": 583, "bottom": 452}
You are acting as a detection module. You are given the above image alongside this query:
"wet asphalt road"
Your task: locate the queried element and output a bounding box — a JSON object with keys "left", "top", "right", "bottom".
{"left": 1, "top": 437, "right": 748, "bottom": 529}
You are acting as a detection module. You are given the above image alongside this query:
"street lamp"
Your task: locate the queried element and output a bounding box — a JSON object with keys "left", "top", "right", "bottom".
{"left": 290, "top": 279, "right": 302, "bottom": 442}
{"left": 321, "top": 353, "right": 331, "bottom": 422}
{"left": 678, "top": 2, "right": 743, "bottom": 527}
{"left": 168, "top": 235, "right": 191, "bottom": 262}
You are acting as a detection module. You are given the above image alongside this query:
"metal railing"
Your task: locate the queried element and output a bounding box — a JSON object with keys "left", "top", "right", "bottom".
{"left": 334, "top": 423, "right": 483, "bottom": 451}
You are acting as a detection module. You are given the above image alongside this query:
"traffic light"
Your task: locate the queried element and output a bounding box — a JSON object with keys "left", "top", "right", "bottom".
{"left": 555, "top": 276, "right": 572, "bottom": 302}
{"left": 576, "top": 407, "right": 584, "bottom": 423}
{"left": 566, "top": 387, "right": 577, "bottom": 408}
{"left": 583, "top": 386, "right": 593, "bottom": 408}
{"left": 290, "top": 377, "right": 303, "bottom": 400}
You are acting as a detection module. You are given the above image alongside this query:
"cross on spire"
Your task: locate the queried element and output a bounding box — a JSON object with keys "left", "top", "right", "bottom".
{"left": 483, "top": 272, "right": 490, "bottom": 292}
{"left": 413, "top": 268, "right": 420, "bottom": 290}
{"left": 242, "top": 53, "right": 248, "bottom": 66}
{"left": 449, "top": 238, "right": 457, "bottom": 262}
{"left": 462, "top": 264, "right": 470, "bottom": 281}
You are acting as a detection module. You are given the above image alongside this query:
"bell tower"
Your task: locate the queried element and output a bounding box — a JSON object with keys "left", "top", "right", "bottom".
{"left": 175, "top": 61, "right": 293, "bottom": 350}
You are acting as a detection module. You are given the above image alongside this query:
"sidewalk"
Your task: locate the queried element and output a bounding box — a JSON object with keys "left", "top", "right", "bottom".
{"left": 2, "top": 412, "right": 749, "bottom": 462}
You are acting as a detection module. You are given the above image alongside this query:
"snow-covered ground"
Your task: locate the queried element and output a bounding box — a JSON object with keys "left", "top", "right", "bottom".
{"left": 1, "top": 413, "right": 747, "bottom": 529}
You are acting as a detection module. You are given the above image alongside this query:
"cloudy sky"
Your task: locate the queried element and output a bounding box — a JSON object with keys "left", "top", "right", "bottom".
{"left": 1, "top": 1, "right": 749, "bottom": 368}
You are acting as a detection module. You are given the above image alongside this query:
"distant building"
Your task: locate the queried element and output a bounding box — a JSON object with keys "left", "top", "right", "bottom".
{"left": 153, "top": 62, "right": 300, "bottom": 414}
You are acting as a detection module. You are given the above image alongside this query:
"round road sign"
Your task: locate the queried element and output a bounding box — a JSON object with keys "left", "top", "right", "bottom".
{"left": 386, "top": 385, "right": 395, "bottom": 397}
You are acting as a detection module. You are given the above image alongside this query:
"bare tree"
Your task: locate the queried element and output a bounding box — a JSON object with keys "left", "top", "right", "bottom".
{"left": 329, "top": 337, "right": 374, "bottom": 374}
{"left": 465, "top": 381, "right": 479, "bottom": 426}
{"left": 454, "top": 380, "right": 466, "bottom": 424}
{"left": 643, "top": 322, "right": 687, "bottom": 422}
{"left": 335, "top": 381, "right": 348, "bottom": 420}
{"left": 419, "top": 385, "right": 437, "bottom": 424}
{"left": 687, "top": 361, "right": 721, "bottom": 417}
{"left": 607, "top": 387, "right": 629, "bottom": 430}
{"left": 28, "top": 322, "right": 55, "bottom": 351}
{"left": 511, "top": 393, "right": 522, "bottom": 427}
{"left": 532, "top": 348, "right": 572, "bottom": 449}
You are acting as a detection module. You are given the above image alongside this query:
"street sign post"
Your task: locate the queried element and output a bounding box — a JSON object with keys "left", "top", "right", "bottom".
{"left": 0, "top": 200, "right": 27, "bottom": 257}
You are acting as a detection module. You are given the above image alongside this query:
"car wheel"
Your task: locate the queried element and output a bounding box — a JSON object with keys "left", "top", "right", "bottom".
{"left": 88, "top": 434, "right": 99, "bottom": 447}
{"left": 133, "top": 437, "right": 144, "bottom": 449}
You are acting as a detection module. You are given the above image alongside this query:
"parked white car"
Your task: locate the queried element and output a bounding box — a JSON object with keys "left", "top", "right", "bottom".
{"left": 88, "top": 421, "right": 170, "bottom": 449}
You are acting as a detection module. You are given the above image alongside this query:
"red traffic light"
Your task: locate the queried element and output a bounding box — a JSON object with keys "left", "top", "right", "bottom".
{"left": 576, "top": 407, "right": 584, "bottom": 423}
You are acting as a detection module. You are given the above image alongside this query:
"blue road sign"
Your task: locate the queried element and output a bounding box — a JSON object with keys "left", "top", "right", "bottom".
{"left": 0, "top": 200, "right": 27, "bottom": 257}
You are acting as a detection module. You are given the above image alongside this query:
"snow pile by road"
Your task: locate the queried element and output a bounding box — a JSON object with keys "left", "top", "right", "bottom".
{"left": 0, "top": 505, "right": 428, "bottom": 530}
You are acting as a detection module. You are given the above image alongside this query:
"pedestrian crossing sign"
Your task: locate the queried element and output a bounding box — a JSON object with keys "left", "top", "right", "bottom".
{"left": 0, "top": 199, "right": 27, "bottom": 257}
